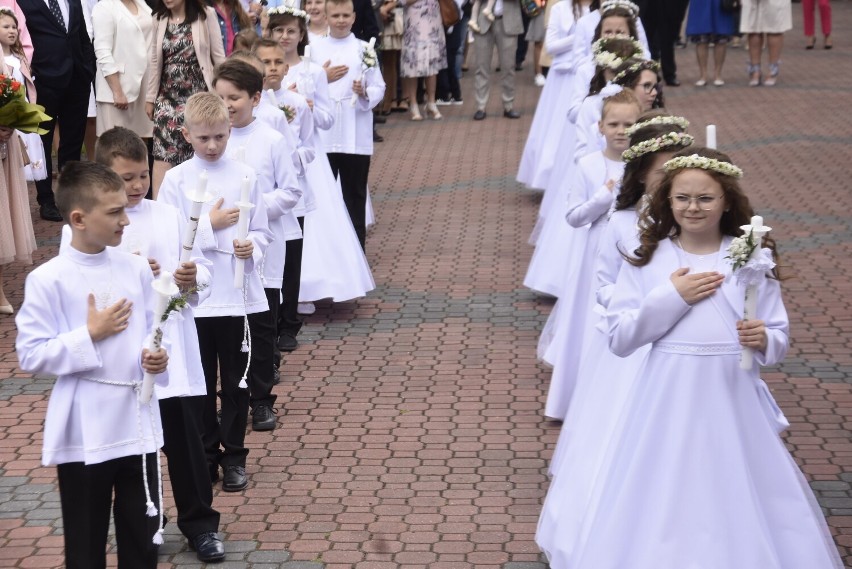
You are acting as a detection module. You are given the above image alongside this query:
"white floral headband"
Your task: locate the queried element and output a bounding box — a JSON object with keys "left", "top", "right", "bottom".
{"left": 663, "top": 154, "right": 744, "bottom": 178}
{"left": 600, "top": 0, "right": 640, "bottom": 18}
{"left": 625, "top": 115, "right": 689, "bottom": 136}
{"left": 622, "top": 132, "right": 694, "bottom": 162}
{"left": 612, "top": 59, "right": 659, "bottom": 85}
{"left": 268, "top": 4, "right": 310, "bottom": 22}
{"left": 592, "top": 38, "right": 643, "bottom": 70}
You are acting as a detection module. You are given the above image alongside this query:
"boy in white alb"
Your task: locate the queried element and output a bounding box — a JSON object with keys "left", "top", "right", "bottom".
{"left": 15, "top": 162, "right": 169, "bottom": 569}
{"left": 311, "top": 0, "right": 385, "bottom": 250}
{"left": 213, "top": 59, "right": 302, "bottom": 431}
{"left": 157, "top": 93, "right": 273, "bottom": 493}
{"left": 252, "top": 39, "right": 318, "bottom": 353}
{"left": 92, "top": 128, "right": 226, "bottom": 562}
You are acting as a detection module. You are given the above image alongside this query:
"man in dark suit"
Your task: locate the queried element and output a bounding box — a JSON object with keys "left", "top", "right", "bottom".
{"left": 17, "top": 0, "right": 95, "bottom": 221}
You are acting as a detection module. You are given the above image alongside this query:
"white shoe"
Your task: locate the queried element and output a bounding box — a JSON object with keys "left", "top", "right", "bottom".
{"left": 534, "top": 73, "right": 546, "bottom": 87}
{"left": 297, "top": 302, "right": 316, "bottom": 315}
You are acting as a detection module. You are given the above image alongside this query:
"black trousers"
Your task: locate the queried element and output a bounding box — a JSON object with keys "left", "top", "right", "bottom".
{"left": 637, "top": 0, "right": 682, "bottom": 81}
{"left": 196, "top": 316, "right": 250, "bottom": 468}
{"left": 327, "top": 153, "right": 370, "bottom": 251}
{"left": 57, "top": 454, "right": 160, "bottom": 569}
{"left": 249, "top": 291, "right": 278, "bottom": 409}
{"left": 278, "top": 218, "right": 305, "bottom": 341}
{"left": 33, "top": 77, "right": 91, "bottom": 207}
{"left": 159, "top": 396, "right": 220, "bottom": 539}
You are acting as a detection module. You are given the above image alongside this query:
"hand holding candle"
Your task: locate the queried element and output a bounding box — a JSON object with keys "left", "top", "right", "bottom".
{"left": 140, "top": 271, "right": 179, "bottom": 404}
{"left": 739, "top": 215, "right": 772, "bottom": 370}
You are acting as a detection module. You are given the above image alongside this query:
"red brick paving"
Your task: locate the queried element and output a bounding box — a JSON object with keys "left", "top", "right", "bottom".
{"left": 1, "top": 5, "right": 852, "bottom": 567}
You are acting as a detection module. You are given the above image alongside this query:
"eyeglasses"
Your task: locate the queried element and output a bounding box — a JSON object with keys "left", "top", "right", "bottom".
{"left": 669, "top": 194, "right": 724, "bottom": 211}
{"left": 637, "top": 81, "right": 659, "bottom": 94}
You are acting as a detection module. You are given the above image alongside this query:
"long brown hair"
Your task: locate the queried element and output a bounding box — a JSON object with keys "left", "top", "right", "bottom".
{"left": 629, "top": 147, "right": 784, "bottom": 279}
{"left": 0, "top": 9, "right": 26, "bottom": 62}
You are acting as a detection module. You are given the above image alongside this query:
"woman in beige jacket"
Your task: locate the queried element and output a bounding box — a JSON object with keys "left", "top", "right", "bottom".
{"left": 146, "top": 0, "right": 225, "bottom": 195}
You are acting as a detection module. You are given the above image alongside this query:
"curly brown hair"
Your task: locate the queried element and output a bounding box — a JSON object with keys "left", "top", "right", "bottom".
{"left": 628, "top": 147, "right": 784, "bottom": 279}
{"left": 614, "top": 110, "right": 691, "bottom": 211}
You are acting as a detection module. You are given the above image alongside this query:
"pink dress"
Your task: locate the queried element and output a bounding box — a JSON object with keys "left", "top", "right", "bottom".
{"left": 0, "top": 132, "right": 36, "bottom": 266}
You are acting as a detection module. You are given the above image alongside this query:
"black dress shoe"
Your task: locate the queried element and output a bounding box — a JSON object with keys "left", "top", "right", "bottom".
{"left": 665, "top": 77, "right": 681, "bottom": 86}
{"left": 222, "top": 465, "right": 248, "bottom": 492}
{"left": 190, "top": 531, "right": 225, "bottom": 563}
{"left": 373, "top": 130, "right": 384, "bottom": 143}
{"left": 503, "top": 109, "right": 521, "bottom": 119}
{"left": 374, "top": 114, "right": 387, "bottom": 124}
{"left": 252, "top": 404, "right": 277, "bottom": 431}
{"left": 277, "top": 333, "right": 298, "bottom": 352}
{"left": 39, "top": 203, "right": 62, "bottom": 222}
{"left": 473, "top": 110, "right": 487, "bottom": 121}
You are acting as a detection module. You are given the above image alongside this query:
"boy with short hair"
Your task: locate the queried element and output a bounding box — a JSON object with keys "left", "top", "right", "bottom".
{"left": 15, "top": 161, "right": 169, "bottom": 569}
{"left": 311, "top": 0, "right": 385, "bottom": 250}
{"left": 213, "top": 59, "right": 302, "bottom": 430}
{"left": 158, "top": 92, "right": 272, "bottom": 492}
{"left": 92, "top": 127, "right": 226, "bottom": 562}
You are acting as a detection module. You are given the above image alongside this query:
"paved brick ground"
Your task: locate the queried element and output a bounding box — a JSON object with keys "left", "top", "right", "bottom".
{"left": 1, "top": 4, "right": 851, "bottom": 567}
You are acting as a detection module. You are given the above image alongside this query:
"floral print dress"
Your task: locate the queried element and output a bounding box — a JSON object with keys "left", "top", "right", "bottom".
{"left": 401, "top": 0, "right": 447, "bottom": 77}
{"left": 153, "top": 23, "right": 208, "bottom": 164}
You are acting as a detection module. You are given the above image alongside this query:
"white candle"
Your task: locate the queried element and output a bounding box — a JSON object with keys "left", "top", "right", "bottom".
{"left": 706, "top": 125, "right": 717, "bottom": 150}
{"left": 740, "top": 215, "right": 772, "bottom": 370}
{"left": 140, "top": 271, "right": 179, "bottom": 403}
{"left": 180, "top": 170, "right": 208, "bottom": 263}
{"left": 233, "top": 177, "right": 253, "bottom": 289}
{"left": 368, "top": 37, "right": 376, "bottom": 49}
{"left": 303, "top": 45, "right": 311, "bottom": 61}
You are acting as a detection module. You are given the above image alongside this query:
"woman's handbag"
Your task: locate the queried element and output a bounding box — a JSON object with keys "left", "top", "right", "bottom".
{"left": 439, "top": 0, "right": 461, "bottom": 27}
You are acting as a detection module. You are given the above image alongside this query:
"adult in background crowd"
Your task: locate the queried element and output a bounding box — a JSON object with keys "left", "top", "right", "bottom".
{"left": 685, "top": 0, "right": 735, "bottom": 86}
{"left": 436, "top": 0, "right": 469, "bottom": 105}
{"left": 208, "top": 0, "right": 252, "bottom": 55}
{"left": 91, "top": 0, "right": 154, "bottom": 138}
{"left": 635, "top": 0, "right": 687, "bottom": 86}
{"left": 146, "top": 0, "right": 225, "bottom": 195}
{"left": 17, "top": 0, "right": 95, "bottom": 221}
{"left": 741, "top": 0, "right": 791, "bottom": 86}
{"left": 400, "top": 0, "right": 447, "bottom": 121}
{"left": 802, "top": 0, "right": 831, "bottom": 49}
{"left": 472, "top": 0, "right": 523, "bottom": 120}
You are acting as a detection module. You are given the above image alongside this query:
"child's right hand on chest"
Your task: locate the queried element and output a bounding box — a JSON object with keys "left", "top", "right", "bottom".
{"left": 209, "top": 197, "right": 240, "bottom": 230}
{"left": 87, "top": 295, "right": 133, "bottom": 342}
{"left": 670, "top": 267, "right": 724, "bottom": 305}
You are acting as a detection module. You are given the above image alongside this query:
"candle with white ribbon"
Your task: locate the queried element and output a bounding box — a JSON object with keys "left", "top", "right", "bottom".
{"left": 140, "top": 271, "right": 179, "bottom": 403}
{"left": 233, "top": 176, "right": 253, "bottom": 289}
{"left": 706, "top": 125, "right": 717, "bottom": 150}
{"left": 351, "top": 37, "right": 376, "bottom": 107}
{"left": 180, "top": 170, "right": 209, "bottom": 263}
{"left": 740, "top": 215, "right": 772, "bottom": 370}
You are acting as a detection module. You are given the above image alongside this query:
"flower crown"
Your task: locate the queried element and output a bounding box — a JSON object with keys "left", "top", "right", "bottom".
{"left": 663, "top": 154, "right": 744, "bottom": 178}
{"left": 600, "top": 0, "right": 640, "bottom": 18}
{"left": 622, "top": 132, "right": 694, "bottom": 162}
{"left": 612, "top": 59, "right": 659, "bottom": 85}
{"left": 625, "top": 115, "right": 689, "bottom": 136}
{"left": 591, "top": 38, "right": 643, "bottom": 70}
{"left": 268, "top": 4, "right": 310, "bottom": 22}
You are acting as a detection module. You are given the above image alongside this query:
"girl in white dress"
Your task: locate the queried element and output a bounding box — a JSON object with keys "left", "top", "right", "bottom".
{"left": 534, "top": 57, "right": 663, "bottom": 359}
{"left": 268, "top": 7, "right": 375, "bottom": 302}
{"left": 564, "top": 147, "right": 843, "bottom": 569}
{"left": 537, "top": 89, "right": 641, "bottom": 417}
{"left": 0, "top": 8, "right": 46, "bottom": 182}
{"left": 516, "top": 0, "right": 590, "bottom": 191}
{"left": 524, "top": 37, "right": 642, "bottom": 298}
{"left": 528, "top": 7, "right": 643, "bottom": 247}
{"left": 537, "top": 114, "right": 695, "bottom": 564}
